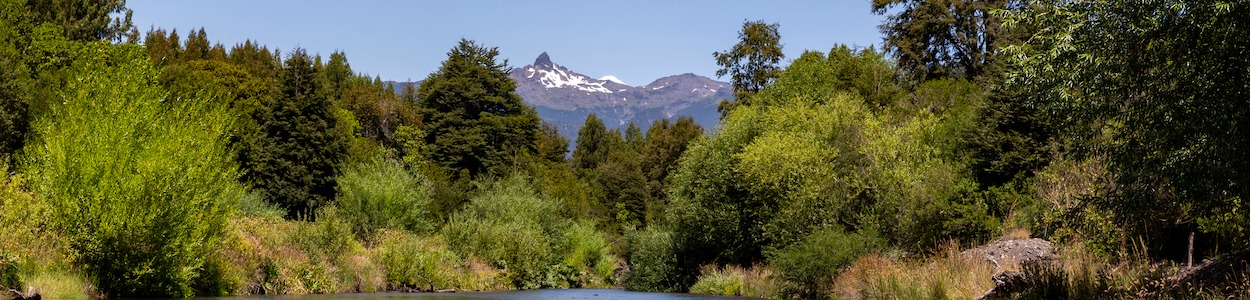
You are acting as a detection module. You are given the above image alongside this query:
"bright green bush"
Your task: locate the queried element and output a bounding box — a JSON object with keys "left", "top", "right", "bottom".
{"left": 768, "top": 227, "right": 882, "bottom": 299}
{"left": 441, "top": 175, "right": 566, "bottom": 289}
{"left": 662, "top": 46, "right": 996, "bottom": 293}
{"left": 335, "top": 157, "right": 434, "bottom": 240}
{"left": 557, "top": 220, "right": 616, "bottom": 284}
{"left": 21, "top": 43, "right": 242, "bottom": 298}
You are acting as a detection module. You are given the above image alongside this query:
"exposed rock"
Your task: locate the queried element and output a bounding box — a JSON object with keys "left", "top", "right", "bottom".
{"left": 963, "top": 238, "right": 1058, "bottom": 270}
{"left": 968, "top": 238, "right": 1059, "bottom": 300}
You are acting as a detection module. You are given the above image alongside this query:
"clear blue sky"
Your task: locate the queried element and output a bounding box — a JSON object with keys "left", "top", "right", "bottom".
{"left": 128, "top": 1, "right": 886, "bottom": 86}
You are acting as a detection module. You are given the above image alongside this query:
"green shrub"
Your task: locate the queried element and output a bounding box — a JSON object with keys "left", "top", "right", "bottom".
{"left": 379, "top": 235, "right": 462, "bottom": 291}
{"left": 335, "top": 157, "right": 434, "bottom": 240}
{"left": 623, "top": 226, "right": 689, "bottom": 292}
{"left": 21, "top": 43, "right": 242, "bottom": 298}
{"left": 557, "top": 220, "right": 617, "bottom": 285}
{"left": 442, "top": 175, "right": 567, "bottom": 289}
{"left": 768, "top": 227, "right": 882, "bottom": 299}
{"left": 376, "top": 232, "right": 506, "bottom": 292}
{"left": 0, "top": 253, "right": 19, "bottom": 293}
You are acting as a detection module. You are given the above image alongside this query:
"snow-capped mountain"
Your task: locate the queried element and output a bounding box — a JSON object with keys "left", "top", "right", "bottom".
{"left": 389, "top": 52, "right": 731, "bottom": 144}
{"left": 510, "top": 52, "right": 730, "bottom": 140}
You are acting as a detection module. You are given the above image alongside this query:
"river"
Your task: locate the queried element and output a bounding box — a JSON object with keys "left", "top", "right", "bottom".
{"left": 201, "top": 289, "right": 748, "bottom": 300}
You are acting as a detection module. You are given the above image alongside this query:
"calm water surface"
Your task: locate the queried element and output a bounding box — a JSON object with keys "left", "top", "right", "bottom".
{"left": 202, "top": 289, "right": 747, "bottom": 300}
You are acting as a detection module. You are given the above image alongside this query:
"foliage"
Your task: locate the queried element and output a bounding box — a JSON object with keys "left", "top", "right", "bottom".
{"left": 1003, "top": 0, "right": 1250, "bottom": 255}
{"left": 0, "top": 0, "right": 34, "bottom": 159}
{"left": 335, "top": 157, "right": 435, "bottom": 241}
{"left": 416, "top": 39, "right": 540, "bottom": 178}
{"left": 638, "top": 116, "right": 703, "bottom": 221}
{"left": 660, "top": 46, "right": 995, "bottom": 293}
{"left": 594, "top": 150, "right": 649, "bottom": 231}
{"left": 24, "top": 0, "right": 135, "bottom": 42}
{"left": 872, "top": 0, "right": 1019, "bottom": 80}
{"left": 768, "top": 227, "right": 881, "bottom": 298}
{"left": 241, "top": 48, "right": 349, "bottom": 219}
{"left": 714, "top": 19, "right": 784, "bottom": 115}
{"left": 441, "top": 176, "right": 572, "bottom": 289}
{"left": 21, "top": 43, "right": 241, "bottom": 298}
{"left": 571, "top": 113, "right": 616, "bottom": 171}
{"left": 623, "top": 226, "right": 688, "bottom": 292}
{"left": 376, "top": 232, "right": 502, "bottom": 292}
{"left": 534, "top": 121, "right": 568, "bottom": 164}
{"left": 557, "top": 221, "right": 617, "bottom": 284}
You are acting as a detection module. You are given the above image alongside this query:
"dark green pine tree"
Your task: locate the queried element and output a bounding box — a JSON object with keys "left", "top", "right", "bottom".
{"left": 623, "top": 121, "right": 643, "bottom": 151}
{"left": 416, "top": 39, "right": 540, "bottom": 178}
{"left": 241, "top": 48, "right": 348, "bottom": 219}
{"left": 535, "top": 121, "right": 569, "bottom": 164}
{"left": 572, "top": 113, "right": 613, "bottom": 171}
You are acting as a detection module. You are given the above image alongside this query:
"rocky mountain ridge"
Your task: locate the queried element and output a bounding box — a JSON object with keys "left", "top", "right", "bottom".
{"left": 391, "top": 52, "right": 730, "bottom": 143}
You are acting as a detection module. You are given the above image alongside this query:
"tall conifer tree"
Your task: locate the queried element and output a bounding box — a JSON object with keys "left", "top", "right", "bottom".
{"left": 416, "top": 39, "right": 539, "bottom": 178}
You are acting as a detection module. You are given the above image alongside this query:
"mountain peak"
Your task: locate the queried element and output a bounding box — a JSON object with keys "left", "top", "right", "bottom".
{"left": 534, "top": 52, "right": 554, "bottom": 68}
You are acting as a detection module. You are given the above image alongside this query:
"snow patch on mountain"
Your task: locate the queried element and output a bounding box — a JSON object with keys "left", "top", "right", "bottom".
{"left": 599, "top": 75, "right": 627, "bottom": 85}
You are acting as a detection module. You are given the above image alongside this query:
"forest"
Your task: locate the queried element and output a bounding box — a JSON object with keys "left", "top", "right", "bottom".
{"left": 1, "top": 0, "right": 1248, "bottom": 299}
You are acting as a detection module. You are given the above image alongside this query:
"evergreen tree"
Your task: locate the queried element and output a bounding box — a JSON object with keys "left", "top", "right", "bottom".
{"left": 240, "top": 48, "right": 348, "bottom": 218}
{"left": 535, "top": 121, "right": 568, "bottom": 164}
{"left": 142, "top": 27, "right": 179, "bottom": 67}
{"left": 322, "top": 51, "right": 353, "bottom": 101}
{"left": 572, "top": 113, "right": 613, "bottom": 171}
{"left": 25, "top": 0, "right": 135, "bottom": 42}
{"left": 714, "top": 20, "right": 784, "bottom": 116}
{"left": 871, "top": 0, "right": 1016, "bottom": 81}
{"left": 624, "top": 121, "right": 643, "bottom": 151}
{"left": 416, "top": 39, "right": 539, "bottom": 178}
{"left": 182, "top": 27, "right": 210, "bottom": 61}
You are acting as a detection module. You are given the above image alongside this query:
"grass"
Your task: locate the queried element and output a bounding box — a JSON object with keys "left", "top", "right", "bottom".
{"left": 689, "top": 264, "right": 779, "bottom": 298}
{"left": 832, "top": 242, "right": 997, "bottom": 300}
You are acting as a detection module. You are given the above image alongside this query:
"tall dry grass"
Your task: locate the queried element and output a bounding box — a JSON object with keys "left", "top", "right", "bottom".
{"left": 689, "top": 264, "right": 779, "bottom": 298}
{"left": 832, "top": 242, "right": 995, "bottom": 300}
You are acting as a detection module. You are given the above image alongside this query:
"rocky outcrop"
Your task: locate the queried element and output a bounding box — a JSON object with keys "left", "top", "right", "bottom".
{"left": 967, "top": 238, "right": 1059, "bottom": 300}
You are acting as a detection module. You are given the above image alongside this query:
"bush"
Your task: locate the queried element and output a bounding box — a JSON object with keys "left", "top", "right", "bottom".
{"left": 21, "top": 44, "right": 241, "bottom": 298}
{"left": 376, "top": 232, "right": 502, "bottom": 292}
{"left": 623, "top": 226, "right": 689, "bottom": 292}
{"left": 769, "top": 227, "right": 882, "bottom": 298}
{"left": 556, "top": 220, "right": 617, "bottom": 286}
{"left": 441, "top": 175, "right": 567, "bottom": 289}
{"left": 335, "top": 157, "right": 434, "bottom": 241}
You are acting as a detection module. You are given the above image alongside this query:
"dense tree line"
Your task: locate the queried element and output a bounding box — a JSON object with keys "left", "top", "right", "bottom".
{"left": 2, "top": 0, "right": 1247, "bottom": 298}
